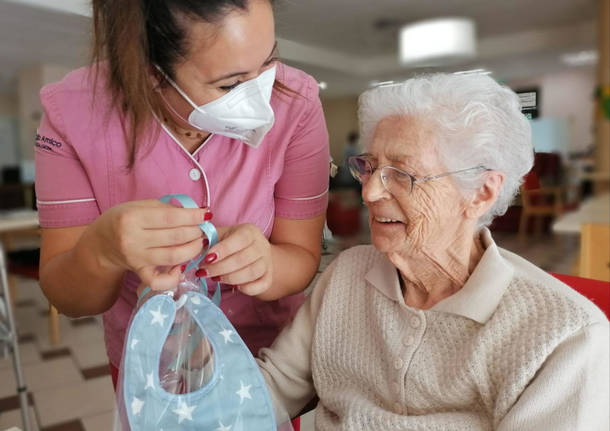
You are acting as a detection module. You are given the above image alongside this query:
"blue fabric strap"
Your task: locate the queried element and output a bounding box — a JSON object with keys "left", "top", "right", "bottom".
{"left": 158, "top": 194, "right": 221, "bottom": 305}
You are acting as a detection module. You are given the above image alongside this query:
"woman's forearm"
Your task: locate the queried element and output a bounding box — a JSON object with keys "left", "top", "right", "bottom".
{"left": 40, "top": 228, "right": 125, "bottom": 317}
{"left": 258, "top": 243, "right": 320, "bottom": 301}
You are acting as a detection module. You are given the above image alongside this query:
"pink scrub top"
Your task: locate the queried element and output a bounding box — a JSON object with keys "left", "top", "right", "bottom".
{"left": 34, "top": 62, "right": 330, "bottom": 368}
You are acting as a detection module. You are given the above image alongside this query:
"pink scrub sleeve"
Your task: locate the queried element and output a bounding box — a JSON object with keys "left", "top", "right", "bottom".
{"left": 34, "top": 85, "right": 101, "bottom": 228}
{"left": 273, "top": 89, "right": 329, "bottom": 219}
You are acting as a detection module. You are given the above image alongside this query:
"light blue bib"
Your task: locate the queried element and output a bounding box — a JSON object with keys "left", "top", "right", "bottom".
{"left": 122, "top": 194, "right": 276, "bottom": 430}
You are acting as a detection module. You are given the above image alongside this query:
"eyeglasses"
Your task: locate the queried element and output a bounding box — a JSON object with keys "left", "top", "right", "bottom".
{"left": 348, "top": 155, "right": 490, "bottom": 196}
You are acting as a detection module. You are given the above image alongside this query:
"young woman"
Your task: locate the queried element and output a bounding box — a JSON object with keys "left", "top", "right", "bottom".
{"left": 35, "top": 0, "right": 329, "bottom": 399}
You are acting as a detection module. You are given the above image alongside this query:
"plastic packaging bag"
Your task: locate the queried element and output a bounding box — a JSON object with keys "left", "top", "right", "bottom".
{"left": 115, "top": 194, "right": 293, "bottom": 430}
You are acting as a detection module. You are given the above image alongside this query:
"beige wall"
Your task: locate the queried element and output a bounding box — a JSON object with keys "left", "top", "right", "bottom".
{"left": 321, "top": 96, "right": 359, "bottom": 165}
{"left": 17, "top": 65, "right": 42, "bottom": 161}
{"left": 17, "top": 64, "right": 72, "bottom": 161}
{"left": 42, "top": 64, "right": 74, "bottom": 86}
{"left": 0, "top": 94, "right": 18, "bottom": 116}
{"left": 0, "top": 94, "right": 19, "bottom": 168}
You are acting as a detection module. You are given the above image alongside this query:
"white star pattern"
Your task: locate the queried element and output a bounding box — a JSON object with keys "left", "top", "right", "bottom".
{"left": 219, "top": 329, "right": 235, "bottom": 344}
{"left": 236, "top": 381, "right": 252, "bottom": 404}
{"left": 216, "top": 421, "right": 232, "bottom": 431}
{"left": 214, "top": 421, "right": 233, "bottom": 431}
{"left": 145, "top": 372, "right": 154, "bottom": 390}
{"left": 131, "top": 397, "right": 144, "bottom": 415}
{"left": 131, "top": 339, "right": 139, "bottom": 350}
{"left": 150, "top": 306, "right": 168, "bottom": 326}
{"left": 173, "top": 400, "right": 196, "bottom": 424}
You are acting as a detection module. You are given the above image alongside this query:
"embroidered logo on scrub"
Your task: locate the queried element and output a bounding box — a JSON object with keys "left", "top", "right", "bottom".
{"left": 122, "top": 290, "right": 277, "bottom": 430}
{"left": 35, "top": 134, "right": 63, "bottom": 152}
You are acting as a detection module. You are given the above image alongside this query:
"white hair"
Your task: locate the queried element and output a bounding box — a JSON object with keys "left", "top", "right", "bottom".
{"left": 358, "top": 73, "right": 534, "bottom": 228}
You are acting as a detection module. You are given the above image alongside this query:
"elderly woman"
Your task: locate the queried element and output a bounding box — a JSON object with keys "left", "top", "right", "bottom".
{"left": 257, "top": 73, "right": 609, "bottom": 430}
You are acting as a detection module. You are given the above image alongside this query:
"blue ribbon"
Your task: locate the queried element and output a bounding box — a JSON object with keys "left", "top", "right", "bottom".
{"left": 137, "top": 194, "right": 221, "bottom": 306}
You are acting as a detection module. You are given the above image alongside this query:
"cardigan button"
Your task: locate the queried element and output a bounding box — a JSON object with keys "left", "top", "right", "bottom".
{"left": 393, "top": 358, "right": 404, "bottom": 370}
{"left": 410, "top": 315, "right": 421, "bottom": 328}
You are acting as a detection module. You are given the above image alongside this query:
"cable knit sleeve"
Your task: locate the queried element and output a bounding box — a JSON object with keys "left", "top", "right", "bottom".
{"left": 496, "top": 321, "right": 610, "bottom": 431}
{"left": 256, "top": 259, "right": 337, "bottom": 421}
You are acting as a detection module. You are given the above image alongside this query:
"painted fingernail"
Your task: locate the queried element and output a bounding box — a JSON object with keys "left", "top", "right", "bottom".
{"left": 203, "top": 238, "right": 209, "bottom": 248}
{"left": 204, "top": 212, "right": 213, "bottom": 221}
{"left": 180, "top": 264, "right": 186, "bottom": 273}
{"left": 195, "top": 269, "right": 207, "bottom": 278}
{"left": 211, "top": 276, "right": 221, "bottom": 282}
{"left": 204, "top": 253, "right": 218, "bottom": 264}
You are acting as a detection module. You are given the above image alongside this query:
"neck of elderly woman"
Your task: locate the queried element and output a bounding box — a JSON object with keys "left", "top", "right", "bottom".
{"left": 388, "top": 223, "right": 485, "bottom": 310}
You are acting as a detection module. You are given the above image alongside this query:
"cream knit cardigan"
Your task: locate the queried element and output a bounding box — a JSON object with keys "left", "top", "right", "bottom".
{"left": 258, "top": 229, "right": 609, "bottom": 430}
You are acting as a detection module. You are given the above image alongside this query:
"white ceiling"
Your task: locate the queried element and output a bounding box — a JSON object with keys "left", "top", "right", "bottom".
{"left": 0, "top": 0, "right": 599, "bottom": 98}
{"left": 274, "top": 0, "right": 597, "bottom": 56}
{"left": 0, "top": 0, "right": 90, "bottom": 95}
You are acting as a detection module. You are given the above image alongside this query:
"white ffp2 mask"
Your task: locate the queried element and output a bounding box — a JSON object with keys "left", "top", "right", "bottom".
{"left": 161, "top": 66, "right": 276, "bottom": 148}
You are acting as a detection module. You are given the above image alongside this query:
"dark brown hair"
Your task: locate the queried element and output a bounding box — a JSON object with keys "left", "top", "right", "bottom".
{"left": 91, "top": 0, "right": 291, "bottom": 166}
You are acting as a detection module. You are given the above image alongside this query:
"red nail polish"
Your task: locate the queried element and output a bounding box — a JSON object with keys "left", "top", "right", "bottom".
{"left": 204, "top": 212, "right": 213, "bottom": 221}
{"left": 204, "top": 253, "right": 218, "bottom": 264}
{"left": 180, "top": 264, "right": 186, "bottom": 273}
{"left": 211, "top": 276, "right": 221, "bottom": 282}
{"left": 195, "top": 269, "right": 207, "bottom": 278}
{"left": 203, "top": 238, "right": 209, "bottom": 248}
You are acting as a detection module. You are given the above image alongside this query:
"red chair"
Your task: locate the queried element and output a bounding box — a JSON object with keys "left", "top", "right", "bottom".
{"left": 550, "top": 272, "right": 610, "bottom": 318}
{"left": 292, "top": 417, "right": 301, "bottom": 430}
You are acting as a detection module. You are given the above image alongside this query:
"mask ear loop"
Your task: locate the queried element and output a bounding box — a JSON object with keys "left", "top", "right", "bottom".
{"left": 153, "top": 65, "right": 200, "bottom": 111}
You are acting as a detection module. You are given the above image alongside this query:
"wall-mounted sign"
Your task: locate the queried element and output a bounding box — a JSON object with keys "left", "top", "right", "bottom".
{"left": 516, "top": 87, "right": 540, "bottom": 119}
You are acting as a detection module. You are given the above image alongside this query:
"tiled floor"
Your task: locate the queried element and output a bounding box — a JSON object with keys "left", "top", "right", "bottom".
{"left": 0, "top": 215, "right": 580, "bottom": 431}
{"left": 0, "top": 277, "right": 117, "bottom": 431}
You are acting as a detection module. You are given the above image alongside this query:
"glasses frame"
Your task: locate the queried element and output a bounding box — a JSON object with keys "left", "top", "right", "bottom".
{"left": 348, "top": 155, "right": 490, "bottom": 196}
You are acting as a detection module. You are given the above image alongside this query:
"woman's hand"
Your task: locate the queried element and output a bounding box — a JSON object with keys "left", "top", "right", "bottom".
{"left": 197, "top": 223, "right": 273, "bottom": 297}
{"left": 88, "top": 200, "right": 209, "bottom": 290}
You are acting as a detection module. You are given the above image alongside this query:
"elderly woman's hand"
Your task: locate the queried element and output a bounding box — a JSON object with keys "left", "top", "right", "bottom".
{"left": 197, "top": 223, "right": 273, "bottom": 297}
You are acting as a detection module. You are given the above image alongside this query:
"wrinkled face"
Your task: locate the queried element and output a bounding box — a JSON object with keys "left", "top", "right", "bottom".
{"left": 162, "top": 0, "right": 277, "bottom": 117}
{"left": 362, "top": 115, "right": 468, "bottom": 256}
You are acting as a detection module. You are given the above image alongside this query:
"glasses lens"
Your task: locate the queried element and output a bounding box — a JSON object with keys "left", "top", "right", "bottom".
{"left": 348, "top": 157, "right": 372, "bottom": 183}
{"left": 381, "top": 166, "right": 413, "bottom": 195}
